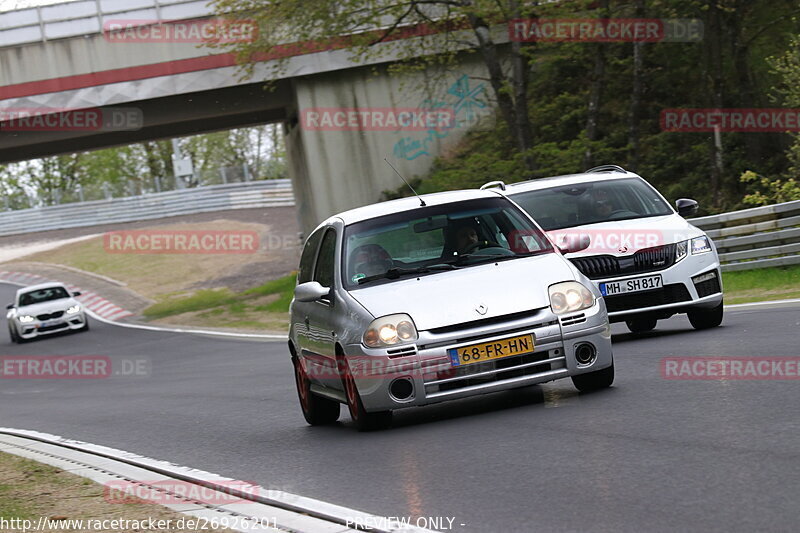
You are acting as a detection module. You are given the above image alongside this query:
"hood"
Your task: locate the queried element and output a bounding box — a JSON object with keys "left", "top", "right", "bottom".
{"left": 17, "top": 298, "right": 79, "bottom": 315}
{"left": 546, "top": 214, "right": 705, "bottom": 257}
{"left": 348, "top": 254, "right": 574, "bottom": 330}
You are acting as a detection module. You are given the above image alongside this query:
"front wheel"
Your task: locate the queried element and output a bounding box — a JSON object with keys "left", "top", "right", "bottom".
{"left": 340, "top": 357, "right": 392, "bottom": 432}
{"left": 572, "top": 361, "right": 615, "bottom": 393}
{"left": 626, "top": 318, "right": 657, "bottom": 334}
{"left": 8, "top": 324, "right": 20, "bottom": 344}
{"left": 294, "top": 358, "right": 340, "bottom": 426}
{"left": 687, "top": 302, "right": 724, "bottom": 330}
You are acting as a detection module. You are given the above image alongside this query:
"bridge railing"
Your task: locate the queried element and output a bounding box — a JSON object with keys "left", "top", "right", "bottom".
{"left": 690, "top": 200, "right": 800, "bottom": 272}
{"left": 0, "top": 0, "right": 213, "bottom": 47}
{"left": 0, "top": 180, "right": 294, "bottom": 237}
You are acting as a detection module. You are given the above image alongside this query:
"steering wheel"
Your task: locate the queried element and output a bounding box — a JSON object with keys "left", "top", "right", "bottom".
{"left": 608, "top": 209, "right": 639, "bottom": 219}
{"left": 462, "top": 240, "right": 502, "bottom": 254}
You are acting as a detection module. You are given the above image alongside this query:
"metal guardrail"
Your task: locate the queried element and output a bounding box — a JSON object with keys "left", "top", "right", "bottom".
{"left": 0, "top": 180, "right": 294, "bottom": 237}
{"left": 690, "top": 200, "right": 800, "bottom": 272}
{"left": 0, "top": 0, "right": 212, "bottom": 48}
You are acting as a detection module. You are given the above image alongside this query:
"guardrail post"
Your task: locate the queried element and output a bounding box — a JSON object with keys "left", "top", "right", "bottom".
{"left": 103, "top": 182, "right": 111, "bottom": 200}
{"left": 77, "top": 184, "right": 84, "bottom": 202}
{"left": 220, "top": 167, "right": 228, "bottom": 184}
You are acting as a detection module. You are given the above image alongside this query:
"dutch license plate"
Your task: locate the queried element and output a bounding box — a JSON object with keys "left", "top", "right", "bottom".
{"left": 600, "top": 274, "right": 663, "bottom": 296}
{"left": 448, "top": 334, "right": 534, "bottom": 367}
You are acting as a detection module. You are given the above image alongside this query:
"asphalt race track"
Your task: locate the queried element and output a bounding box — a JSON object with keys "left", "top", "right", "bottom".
{"left": 1, "top": 282, "right": 798, "bottom": 532}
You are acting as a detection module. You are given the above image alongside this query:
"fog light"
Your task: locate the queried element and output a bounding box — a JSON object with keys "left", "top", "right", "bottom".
{"left": 575, "top": 343, "right": 597, "bottom": 365}
{"left": 389, "top": 378, "right": 414, "bottom": 401}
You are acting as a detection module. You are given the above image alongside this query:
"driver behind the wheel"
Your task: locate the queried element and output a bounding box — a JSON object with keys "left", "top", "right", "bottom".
{"left": 590, "top": 189, "right": 614, "bottom": 219}
{"left": 454, "top": 224, "right": 480, "bottom": 255}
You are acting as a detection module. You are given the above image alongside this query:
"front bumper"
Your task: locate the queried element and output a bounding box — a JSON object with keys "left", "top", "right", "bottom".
{"left": 16, "top": 312, "right": 87, "bottom": 339}
{"left": 594, "top": 253, "right": 723, "bottom": 322}
{"left": 343, "top": 300, "right": 613, "bottom": 412}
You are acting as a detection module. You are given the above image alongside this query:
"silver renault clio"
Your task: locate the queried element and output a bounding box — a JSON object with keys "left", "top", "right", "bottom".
{"left": 289, "top": 189, "right": 614, "bottom": 430}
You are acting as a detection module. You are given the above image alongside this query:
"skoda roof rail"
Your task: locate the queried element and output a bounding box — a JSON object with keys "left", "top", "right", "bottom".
{"left": 585, "top": 165, "right": 627, "bottom": 174}
{"left": 480, "top": 180, "right": 507, "bottom": 191}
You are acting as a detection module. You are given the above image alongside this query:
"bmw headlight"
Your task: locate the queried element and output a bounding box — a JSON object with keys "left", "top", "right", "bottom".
{"left": 691, "top": 236, "right": 712, "bottom": 255}
{"left": 363, "top": 313, "right": 418, "bottom": 348}
{"left": 675, "top": 240, "right": 688, "bottom": 263}
{"left": 548, "top": 282, "right": 595, "bottom": 315}
{"left": 19, "top": 315, "right": 35, "bottom": 323}
{"left": 66, "top": 305, "right": 81, "bottom": 314}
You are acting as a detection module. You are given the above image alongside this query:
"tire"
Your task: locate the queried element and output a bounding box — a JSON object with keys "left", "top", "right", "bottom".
{"left": 572, "top": 360, "right": 615, "bottom": 393}
{"left": 8, "top": 324, "right": 20, "bottom": 344}
{"left": 626, "top": 318, "right": 657, "bottom": 334}
{"left": 293, "top": 358, "right": 340, "bottom": 426}
{"left": 688, "top": 301, "right": 724, "bottom": 330}
{"left": 80, "top": 320, "right": 90, "bottom": 332}
{"left": 340, "top": 356, "right": 392, "bottom": 432}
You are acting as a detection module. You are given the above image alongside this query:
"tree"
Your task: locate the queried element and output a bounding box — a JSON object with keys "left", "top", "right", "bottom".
{"left": 208, "top": 0, "right": 584, "bottom": 173}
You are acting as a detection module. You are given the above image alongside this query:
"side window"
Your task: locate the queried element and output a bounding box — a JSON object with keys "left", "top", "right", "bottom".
{"left": 298, "top": 229, "right": 324, "bottom": 284}
{"left": 313, "top": 229, "right": 337, "bottom": 289}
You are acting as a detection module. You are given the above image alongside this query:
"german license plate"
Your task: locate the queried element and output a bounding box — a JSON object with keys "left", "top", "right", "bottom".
{"left": 600, "top": 274, "right": 662, "bottom": 296}
{"left": 448, "top": 334, "right": 534, "bottom": 367}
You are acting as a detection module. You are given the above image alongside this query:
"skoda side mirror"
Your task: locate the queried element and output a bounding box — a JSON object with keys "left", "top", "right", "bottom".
{"left": 676, "top": 198, "right": 699, "bottom": 218}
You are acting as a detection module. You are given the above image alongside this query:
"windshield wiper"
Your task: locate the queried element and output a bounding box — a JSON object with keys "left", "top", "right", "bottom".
{"left": 357, "top": 264, "right": 458, "bottom": 285}
{"left": 450, "top": 252, "right": 531, "bottom": 265}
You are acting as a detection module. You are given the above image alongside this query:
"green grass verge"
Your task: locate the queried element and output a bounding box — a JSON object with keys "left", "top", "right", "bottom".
{"left": 722, "top": 265, "right": 800, "bottom": 304}
{"left": 142, "top": 273, "right": 297, "bottom": 330}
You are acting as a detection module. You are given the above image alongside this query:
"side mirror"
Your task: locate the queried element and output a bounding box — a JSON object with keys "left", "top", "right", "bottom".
{"left": 676, "top": 198, "right": 699, "bottom": 218}
{"left": 556, "top": 234, "right": 591, "bottom": 254}
{"left": 6, "top": 303, "right": 13, "bottom": 310}
{"left": 294, "top": 281, "right": 330, "bottom": 303}
{"left": 72, "top": 291, "right": 82, "bottom": 297}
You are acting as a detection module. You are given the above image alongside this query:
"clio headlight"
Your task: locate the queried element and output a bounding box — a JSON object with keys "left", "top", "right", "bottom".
{"left": 548, "top": 282, "right": 595, "bottom": 315}
{"left": 363, "top": 313, "right": 418, "bottom": 348}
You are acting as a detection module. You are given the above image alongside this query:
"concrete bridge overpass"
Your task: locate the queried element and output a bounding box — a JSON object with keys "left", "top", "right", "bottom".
{"left": 0, "top": 0, "right": 496, "bottom": 232}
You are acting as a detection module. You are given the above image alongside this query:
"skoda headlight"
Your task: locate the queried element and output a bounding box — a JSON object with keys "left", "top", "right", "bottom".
{"left": 363, "top": 313, "right": 418, "bottom": 348}
{"left": 548, "top": 282, "right": 595, "bottom": 315}
{"left": 19, "top": 315, "right": 35, "bottom": 323}
{"left": 691, "top": 236, "right": 712, "bottom": 255}
{"left": 66, "top": 305, "right": 81, "bottom": 314}
{"left": 675, "top": 240, "right": 688, "bottom": 263}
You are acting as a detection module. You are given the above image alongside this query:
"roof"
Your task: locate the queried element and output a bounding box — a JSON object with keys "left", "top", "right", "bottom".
{"left": 499, "top": 170, "right": 645, "bottom": 195}
{"left": 16, "top": 282, "right": 68, "bottom": 294}
{"left": 320, "top": 189, "right": 504, "bottom": 227}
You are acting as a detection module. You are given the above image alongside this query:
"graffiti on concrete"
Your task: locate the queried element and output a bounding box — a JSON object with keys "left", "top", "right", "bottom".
{"left": 393, "top": 74, "right": 489, "bottom": 161}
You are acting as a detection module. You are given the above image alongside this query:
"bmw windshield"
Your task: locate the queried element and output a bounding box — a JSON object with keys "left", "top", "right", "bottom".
{"left": 342, "top": 197, "right": 553, "bottom": 289}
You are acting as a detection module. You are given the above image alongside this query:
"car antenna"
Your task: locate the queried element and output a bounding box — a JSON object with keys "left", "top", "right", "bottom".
{"left": 384, "top": 157, "right": 426, "bottom": 206}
